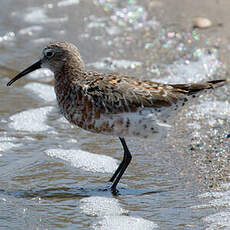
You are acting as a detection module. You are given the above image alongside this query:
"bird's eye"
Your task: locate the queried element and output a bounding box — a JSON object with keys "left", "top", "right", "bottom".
{"left": 44, "top": 49, "right": 54, "bottom": 58}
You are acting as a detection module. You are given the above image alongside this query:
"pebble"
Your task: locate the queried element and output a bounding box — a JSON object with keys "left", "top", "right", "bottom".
{"left": 193, "top": 17, "right": 212, "bottom": 29}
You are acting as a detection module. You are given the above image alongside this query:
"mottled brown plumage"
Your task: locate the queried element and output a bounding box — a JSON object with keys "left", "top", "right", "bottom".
{"left": 7, "top": 41, "right": 226, "bottom": 193}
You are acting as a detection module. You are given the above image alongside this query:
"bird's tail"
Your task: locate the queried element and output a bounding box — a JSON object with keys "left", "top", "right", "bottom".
{"left": 170, "top": 79, "right": 226, "bottom": 95}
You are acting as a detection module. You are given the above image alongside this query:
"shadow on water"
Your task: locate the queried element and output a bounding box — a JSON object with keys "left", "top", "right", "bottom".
{"left": 0, "top": 184, "right": 168, "bottom": 199}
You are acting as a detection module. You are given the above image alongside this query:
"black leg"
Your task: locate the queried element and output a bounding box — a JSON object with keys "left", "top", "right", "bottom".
{"left": 109, "top": 152, "right": 125, "bottom": 183}
{"left": 110, "top": 137, "right": 132, "bottom": 192}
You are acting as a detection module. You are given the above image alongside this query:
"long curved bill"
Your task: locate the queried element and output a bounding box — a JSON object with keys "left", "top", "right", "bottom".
{"left": 7, "top": 60, "right": 41, "bottom": 86}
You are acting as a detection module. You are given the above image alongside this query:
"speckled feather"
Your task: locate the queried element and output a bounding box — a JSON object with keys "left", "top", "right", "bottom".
{"left": 44, "top": 42, "right": 226, "bottom": 138}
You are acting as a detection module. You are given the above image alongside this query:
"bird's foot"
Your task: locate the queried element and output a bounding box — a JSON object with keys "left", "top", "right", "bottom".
{"left": 110, "top": 185, "right": 119, "bottom": 195}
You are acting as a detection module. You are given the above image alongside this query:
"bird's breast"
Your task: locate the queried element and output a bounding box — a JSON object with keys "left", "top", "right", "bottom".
{"left": 54, "top": 80, "right": 102, "bottom": 131}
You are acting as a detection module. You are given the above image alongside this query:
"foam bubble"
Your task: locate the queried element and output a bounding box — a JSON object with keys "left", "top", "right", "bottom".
{"left": 203, "top": 212, "right": 230, "bottom": 229}
{"left": 31, "top": 38, "right": 53, "bottom": 45}
{"left": 106, "top": 26, "right": 121, "bottom": 35}
{"left": 186, "top": 100, "right": 230, "bottom": 131}
{"left": 194, "top": 100, "right": 230, "bottom": 119}
{"left": 199, "top": 191, "right": 227, "bottom": 199}
{"left": 0, "top": 137, "right": 17, "bottom": 142}
{"left": 194, "top": 184, "right": 230, "bottom": 229}
{"left": 80, "top": 196, "right": 127, "bottom": 217}
{"left": 0, "top": 32, "right": 15, "bottom": 43}
{"left": 87, "top": 21, "right": 106, "bottom": 29}
{"left": 45, "top": 149, "right": 117, "bottom": 173}
{"left": 24, "top": 8, "right": 47, "bottom": 23}
{"left": 18, "top": 26, "right": 43, "bottom": 36}
{"left": 196, "top": 189, "right": 230, "bottom": 209}
{"left": 80, "top": 196, "right": 158, "bottom": 230}
{"left": 24, "top": 83, "right": 56, "bottom": 103}
{"left": 93, "top": 216, "right": 158, "bottom": 230}
{"left": 9, "top": 106, "right": 53, "bottom": 132}
{"left": 88, "top": 57, "right": 142, "bottom": 70}
{"left": 0, "top": 142, "right": 22, "bottom": 152}
{"left": 57, "top": 0, "right": 80, "bottom": 7}
{"left": 24, "top": 7, "right": 68, "bottom": 24}
{"left": 162, "top": 53, "right": 221, "bottom": 84}
{"left": 0, "top": 137, "right": 23, "bottom": 152}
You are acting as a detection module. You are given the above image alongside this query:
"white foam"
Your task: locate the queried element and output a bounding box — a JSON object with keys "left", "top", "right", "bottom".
{"left": 87, "top": 21, "right": 106, "bottom": 29}
{"left": 27, "top": 68, "right": 53, "bottom": 82}
{"left": 66, "top": 138, "right": 78, "bottom": 143}
{"left": 0, "top": 136, "right": 17, "bottom": 142}
{"left": 24, "top": 8, "right": 47, "bottom": 23}
{"left": 194, "top": 184, "right": 230, "bottom": 229}
{"left": 112, "top": 59, "right": 142, "bottom": 69}
{"left": 9, "top": 106, "right": 53, "bottom": 132}
{"left": 0, "top": 137, "right": 23, "bottom": 152}
{"left": 57, "top": 0, "right": 80, "bottom": 7}
{"left": 80, "top": 196, "right": 127, "bottom": 217}
{"left": 88, "top": 57, "right": 142, "bottom": 70}
{"left": 0, "top": 142, "right": 22, "bottom": 152}
{"left": 186, "top": 100, "right": 230, "bottom": 131}
{"left": 56, "top": 117, "right": 69, "bottom": 124}
{"left": 161, "top": 53, "right": 221, "bottom": 84}
{"left": 45, "top": 149, "right": 117, "bottom": 173}
{"left": 203, "top": 212, "right": 230, "bottom": 230}
{"left": 18, "top": 26, "right": 43, "bottom": 36}
{"left": 24, "top": 7, "right": 68, "bottom": 24}
{"left": 93, "top": 216, "right": 158, "bottom": 230}
{"left": 32, "top": 38, "right": 53, "bottom": 45}
{"left": 80, "top": 196, "right": 158, "bottom": 230}
{"left": 194, "top": 100, "right": 230, "bottom": 120}
{"left": 195, "top": 190, "right": 230, "bottom": 209}
{"left": 0, "top": 32, "right": 15, "bottom": 43}
{"left": 106, "top": 26, "right": 121, "bottom": 35}
{"left": 199, "top": 191, "right": 226, "bottom": 199}
{"left": 24, "top": 83, "right": 56, "bottom": 103}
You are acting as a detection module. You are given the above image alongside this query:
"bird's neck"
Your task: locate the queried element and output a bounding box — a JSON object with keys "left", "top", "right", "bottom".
{"left": 54, "top": 56, "right": 85, "bottom": 83}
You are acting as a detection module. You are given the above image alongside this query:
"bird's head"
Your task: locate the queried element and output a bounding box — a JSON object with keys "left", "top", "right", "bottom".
{"left": 7, "top": 41, "right": 85, "bottom": 86}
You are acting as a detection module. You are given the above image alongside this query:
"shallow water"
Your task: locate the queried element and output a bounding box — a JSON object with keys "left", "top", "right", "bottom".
{"left": 0, "top": 0, "right": 230, "bottom": 229}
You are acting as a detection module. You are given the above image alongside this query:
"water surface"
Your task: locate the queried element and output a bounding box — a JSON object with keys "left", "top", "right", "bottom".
{"left": 0, "top": 0, "right": 230, "bottom": 229}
